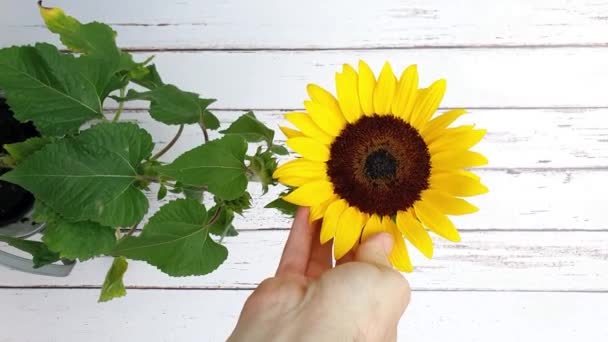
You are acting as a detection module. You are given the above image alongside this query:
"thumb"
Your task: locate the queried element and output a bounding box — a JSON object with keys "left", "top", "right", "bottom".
{"left": 355, "top": 232, "right": 394, "bottom": 267}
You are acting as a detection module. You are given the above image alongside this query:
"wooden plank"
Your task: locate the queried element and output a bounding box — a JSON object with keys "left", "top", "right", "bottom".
{"left": 128, "top": 108, "right": 608, "bottom": 168}
{"left": 2, "top": 289, "right": 607, "bottom": 341}
{"left": 3, "top": 0, "right": 608, "bottom": 49}
{"left": 92, "top": 49, "right": 608, "bottom": 109}
{"left": 1, "top": 231, "right": 607, "bottom": 290}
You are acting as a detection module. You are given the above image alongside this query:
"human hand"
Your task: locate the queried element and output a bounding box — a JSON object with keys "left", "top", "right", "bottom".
{"left": 228, "top": 207, "right": 411, "bottom": 342}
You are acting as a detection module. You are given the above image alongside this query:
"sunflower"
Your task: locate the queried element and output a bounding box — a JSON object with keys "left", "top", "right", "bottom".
{"left": 273, "top": 61, "right": 488, "bottom": 272}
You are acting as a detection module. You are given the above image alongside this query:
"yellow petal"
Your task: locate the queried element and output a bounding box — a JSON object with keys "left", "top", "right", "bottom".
{"left": 428, "top": 128, "right": 487, "bottom": 154}
{"left": 385, "top": 218, "right": 413, "bottom": 272}
{"left": 320, "top": 199, "right": 348, "bottom": 244}
{"left": 410, "top": 79, "right": 447, "bottom": 129}
{"left": 335, "top": 64, "right": 363, "bottom": 123}
{"left": 279, "top": 126, "right": 305, "bottom": 139}
{"left": 278, "top": 175, "right": 323, "bottom": 187}
{"left": 414, "top": 200, "right": 461, "bottom": 242}
{"left": 286, "top": 137, "right": 330, "bottom": 162}
{"left": 421, "top": 189, "right": 478, "bottom": 215}
{"left": 273, "top": 158, "right": 326, "bottom": 179}
{"left": 361, "top": 214, "right": 384, "bottom": 242}
{"left": 396, "top": 210, "right": 433, "bottom": 258}
{"left": 424, "top": 124, "right": 475, "bottom": 145}
{"left": 431, "top": 150, "right": 488, "bottom": 169}
{"left": 422, "top": 109, "right": 467, "bottom": 136}
{"left": 282, "top": 180, "right": 334, "bottom": 207}
{"left": 334, "top": 206, "right": 367, "bottom": 260}
{"left": 310, "top": 195, "right": 337, "bottom": 223}
{"left": 358, "top": 60, "right": 376, "bottom": 116}
{"left": 307, "top": 84, "right": 344, "bottom": 124}
{"left": 391, "top": 64, "right": 419, "bottom": 120}
{"left": 285, "top": 112, "right": 334, "bottom": 145}
{"left": 373, "top": 62, "right": 397, "bottom": 115}
{"left": 304, "top": 100, "right": 346, "bottom": 137}
{"left": 429, "top": 172, "right": 489, "bottom": 197}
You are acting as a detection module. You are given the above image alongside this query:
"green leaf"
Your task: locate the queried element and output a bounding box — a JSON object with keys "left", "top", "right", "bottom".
{"left": 270, "top": 145, "right": 290, "bottom": 156}
{"left": 160, "top": 135, "right": 248, "bottom": 200}
{"left": 248, "top": 151, "right": 278, "bottom": 194}
{"left": 219, "top": 191, "right": 252, "bottom": 215}
{"left": 220, "top": 111, "right": 275, "bottom": 145}
{"left": 183, "top": 187, "right": 204, "bottom": 202}
{"left": 265, "top": 196, "right": 297, "bottom": 217}
{"left": 78, "top": 122, "right": 154, "bottom": 167}
{"left": 0, "top": 44, "right": 104, "bottom": 135}
{"left": 42, "top": 220, "right": 116, "bottom": 261}
{"left": 99, "top": 256, "right": 128, "bottom": 303}
{"left": 113, "top": 199, "right": 228, "bottom": 277}
{"left": 208, "top": 206, "right": 238, "bottom": 237}
{"left": 131, "top": 64, "right": 164, "bottom": 89}
{"left": 4, "top": 137, "right": 54, "bottom": 163}
{"left": 123, "top": 85, "right": 205, "bottom": 125}
{"left": 39, "top": 3, "right": 121, "bottom": 62}
{"left": 202, "top": 109, "right": 220, "bottom": 130}
{"left": 2, "top": 123, "right": 152, "bottom": 226}
{"left": 0, "top": 235, "right": 61, "bottom": 268}
{"left": 32, "top": 200, "right": 61, "bottom": 223}
{"left": 157, "top": 183, "right": 168, "bottom": 200}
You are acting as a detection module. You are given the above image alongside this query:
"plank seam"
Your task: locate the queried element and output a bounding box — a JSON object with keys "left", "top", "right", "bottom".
{"left": 0, "top": 286, "right": 606, "bottom": 293}
{"left": 116, "top": 44, "right": 608, "bottom": 53}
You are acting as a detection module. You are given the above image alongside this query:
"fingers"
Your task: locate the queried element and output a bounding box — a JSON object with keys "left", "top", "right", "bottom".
{"left": 305, "top": 221, "right": 333, "bottom": 278}
{"left": 276, "top": 207, "right": 314, "bottom": 276}
{"left": 354, "top": 232, "right": 394, "bottom": 267}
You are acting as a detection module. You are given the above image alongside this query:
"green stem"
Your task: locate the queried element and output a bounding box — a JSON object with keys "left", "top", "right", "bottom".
{"left": 198, "top": 112, "right": 210, "bottom": 143}
{"left": 151, "top": 124, "right": 184, "bottom": 161}
{"left": 125, "top": 221, "right": 141, "bottom": 237}
{"left": 112, "top": 87, "right": 126, "bottom": 123}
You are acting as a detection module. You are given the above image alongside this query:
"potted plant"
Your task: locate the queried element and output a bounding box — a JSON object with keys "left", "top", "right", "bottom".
{"left": 0, "top": 3, "right": 288, "bottom": 302}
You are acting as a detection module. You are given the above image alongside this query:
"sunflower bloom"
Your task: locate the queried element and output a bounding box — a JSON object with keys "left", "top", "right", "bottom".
{"left": 274, "top": 61, "right": 488, "bottom": 272}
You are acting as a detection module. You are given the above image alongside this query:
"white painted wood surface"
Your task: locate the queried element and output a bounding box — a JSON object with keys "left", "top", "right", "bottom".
{"left": 2, "top": 289, "right": 607, "bottom": 342}
{"left": 2, "top": 231, "right": 607, "bottom": 290}
{"left": 3, "top": 0, "right": 608, "bottom": 49}
{"left": 2, "top": 0, "right": 608, "bottom": 341}
{"left": 103, "top": 49, "right": 608, "bottom": 109}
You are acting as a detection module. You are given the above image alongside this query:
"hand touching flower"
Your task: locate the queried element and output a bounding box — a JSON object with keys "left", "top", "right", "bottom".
{"left": 228, "top": 207, "right": 411, "bottom": 342}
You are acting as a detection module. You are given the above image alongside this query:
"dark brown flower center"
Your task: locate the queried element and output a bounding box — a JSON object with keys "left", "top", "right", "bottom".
{"left": 326, "top": 115, "right": 431, "bottom": 216}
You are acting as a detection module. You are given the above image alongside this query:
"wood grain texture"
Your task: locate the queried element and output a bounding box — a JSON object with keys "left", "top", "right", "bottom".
{"left": 3, "top": 0, "right": 608, "bottom": 49}
{"left": 91, "top": 49, "right": 608, "bottom": 109}
{"left": 128, "top": 108, "right": 608, "bottom": 168}
{"left": 2, "top": 231, "right": 607, "bottom": 291}
{"left": 2, "top": 289, "right": 607, "bottom": 342}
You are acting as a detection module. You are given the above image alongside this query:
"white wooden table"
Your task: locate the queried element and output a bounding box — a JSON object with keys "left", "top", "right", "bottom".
{"left": 2, "top": 0, "right": 608, "bottom": 341}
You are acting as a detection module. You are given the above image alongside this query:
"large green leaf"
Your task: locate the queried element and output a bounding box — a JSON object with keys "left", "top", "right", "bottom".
{"left": 0, "top": 44, "right": 104, "bottom": 135}
{"left": 160, "top": 135, "right": 248, "bottom": 200}
{"left": 123, "top": 85, "right": 211, "bottom": 125}
{"left": 1, "top": 123, "right": 152, "bottom": 227}
{"left": 99, "top": 257, "right": 128, "bottom": 303}
{"left": 4, "top": 137, "right": 54, "bottom": 163}
{"left": 0, "top": 235, "right": 61, "bottom": 268}
{"left": 42, "top": 220, "right": 116, "bottom": 261}
{"left": 78, "top": 122, "right": 154, "bottom": 167}
{"left": 220, "top": 111, "right": 275, "bottom": 145}
{"left": 114, "top": 199, "right": 228, "bottom": 277}
{"left": 40, "top": 4, "right": 120, "bottom": 62}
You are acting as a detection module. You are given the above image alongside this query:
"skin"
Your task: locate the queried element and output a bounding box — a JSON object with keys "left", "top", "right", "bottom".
{"left": 228, "top": 207, "right": 411, "bottom": 342}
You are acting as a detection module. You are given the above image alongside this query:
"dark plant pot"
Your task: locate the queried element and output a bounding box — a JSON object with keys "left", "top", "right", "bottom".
{"left": 0, "top": 94, "right": 73, "bottom": 277}
{"left": 0, "top": 94, "right": 43, "bottom": 238}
